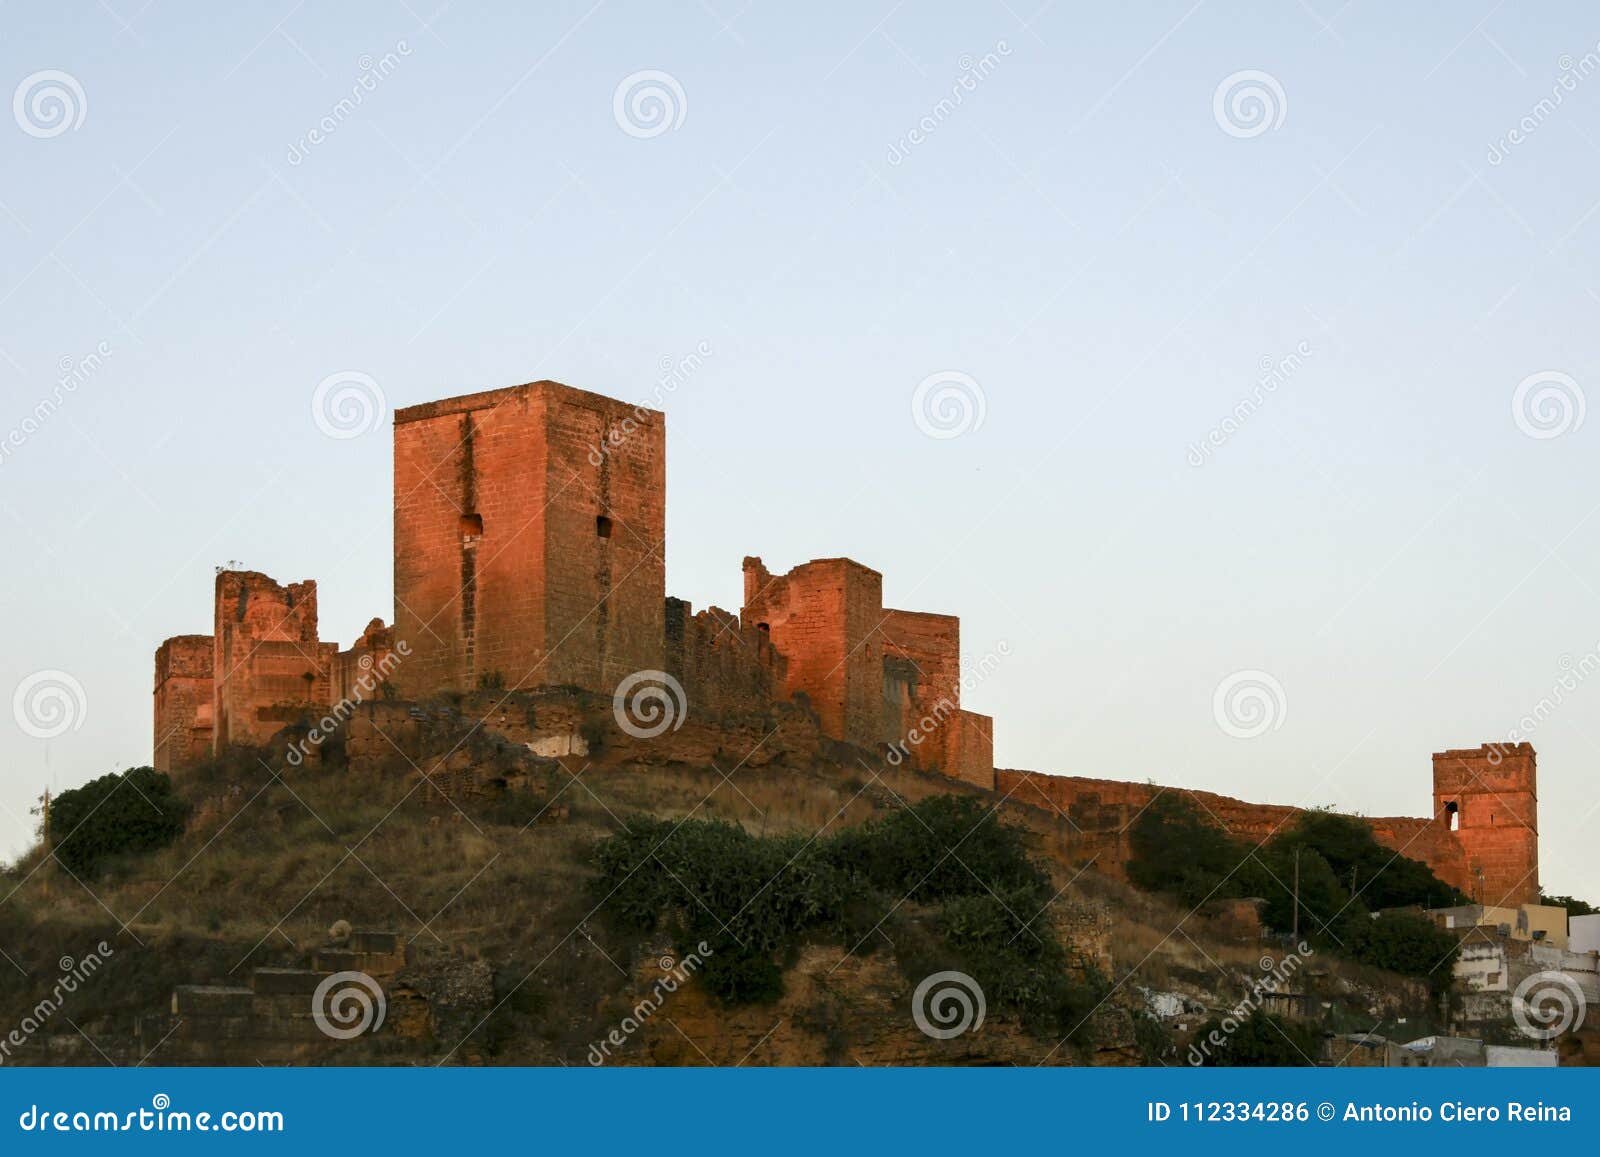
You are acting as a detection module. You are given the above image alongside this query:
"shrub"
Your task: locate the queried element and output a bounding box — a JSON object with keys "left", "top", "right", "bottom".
{"left": 1190, "top": 1008, "right": 1317, "bottom": 1066}
{"left": 50, "top": 767, "right": 188, "bottom": 877}
{"left": 590, "top": 795, "right": 1101, "bottom": 1042}
{"left": 1127, "top": 793, "right": 1250, "bottom": 905}
{"left": 1343, "top": 909, "right": 1459, "bottom": 987}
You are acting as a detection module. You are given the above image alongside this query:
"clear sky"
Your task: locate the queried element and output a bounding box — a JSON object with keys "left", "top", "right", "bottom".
{"left": 3, "top": 3, "right": 1598, "bottom": 900}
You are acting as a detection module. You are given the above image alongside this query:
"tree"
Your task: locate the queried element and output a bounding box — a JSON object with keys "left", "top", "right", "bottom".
{"left": 50, "top": 767, "right": 188, "bottom": 876}
{"left": 1343, "top": 909, "right": 1459, "bottom": 988}
{"left": 1541, "top": 893, "right": 1596, "bottom": 917}
{"left": 1127, "top": 794, "right": 1250, "bottom": 905}
{"left": 1286, "top": 810, "right": 1466, "bottom": 911}
{"left": 1189, "top": 1009, "right": 1317, "bottom": 1067}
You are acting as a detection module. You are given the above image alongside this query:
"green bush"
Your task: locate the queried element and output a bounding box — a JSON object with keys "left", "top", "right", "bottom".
{"left": 1343, "top": 909, "right": 1459, "bottom": 988}
{"left": 590, "top": 795, "right": 1101, "bottom": 1042}
{"left": 1189, "top": 1008, "right": 1317, "bottom": 1067}
{"left": 50, "top": 767, "right": 188, "bottom": 877}
{"left": 1126, "top": 793, "right": 1249, "bottom": 904}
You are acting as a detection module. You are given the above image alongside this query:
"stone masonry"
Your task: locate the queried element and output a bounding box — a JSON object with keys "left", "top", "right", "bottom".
{"left": 391, "top": 380, "right": 666, "bottom": 697}
{"left": 148, "top": 376, "right": 1533, "bottom": 898}
{"left": 998, "top": 740, "right": 1539, "bottom": 907}
{"left": 152, "top": 634, "right": 214, "bottom": 773}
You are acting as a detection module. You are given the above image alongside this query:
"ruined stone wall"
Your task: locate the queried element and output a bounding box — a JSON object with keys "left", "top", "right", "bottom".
{"left": 994, "top": 768, "right": 1471, "bottom": 891}
{"left": 742, "top": 556, "right": 883, "bottom": 748}
{"left": 213, "top": 571, "right": 333, "bottom": 749}
{"left": 880, "top": 609, "right": 960, "bottom": 767}
{"left": 153, "top": 634, "right": 214, "bottom": 772}
{"left": 947, "top": 710, "right": 995, "bottom": 790}
{"left": 393, "top": 381, "right": 665, "bottom": 698}
{"left": 663, "top": 598, "right": 787, "bottom": 718}
{"left": 1433, "top": 744, "right": 1539, "bottom": 906}
{"left": 331, "top": 618, "right": 401, "bottom": 705}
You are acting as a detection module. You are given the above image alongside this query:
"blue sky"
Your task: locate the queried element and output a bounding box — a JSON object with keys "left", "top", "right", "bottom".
{"left": 3, "top": 2, "right": 1599, "bottom": 899}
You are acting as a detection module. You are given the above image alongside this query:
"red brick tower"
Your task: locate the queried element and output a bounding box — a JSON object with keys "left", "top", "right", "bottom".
{"left": 1432, "top": 743, "right": 1539, "bottom": 906}
{"left": 392, "top": 381, "right": 665, "bottom": 697}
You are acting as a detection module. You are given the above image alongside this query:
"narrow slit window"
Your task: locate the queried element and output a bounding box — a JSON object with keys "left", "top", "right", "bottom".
{"left": 596, "top": 515, "right": 613, "bottom": 539}
{"left": 460, "top": 513, "right": 483, "bottom": 544}
{"left": 1445, "top": 800, "right": 1460, "bottom": 831}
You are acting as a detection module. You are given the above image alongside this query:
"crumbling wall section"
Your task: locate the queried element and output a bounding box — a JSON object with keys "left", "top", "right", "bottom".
{"left": 664, "top": 598, "right": 787, "bottom": 718}
{"left": 741, "top": 556, "right": 883, "bottom": 748}
{"left": 153, "top": 634, "right": 214, "bottom": 772}
{"left": 995, "top": 768, "right": 1470, "bottom": 890}
{"left": 213, "top": 570, "right": 333, "bottom": 749}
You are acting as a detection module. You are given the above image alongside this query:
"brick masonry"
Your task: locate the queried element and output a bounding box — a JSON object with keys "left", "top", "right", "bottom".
{"left": 391, "top": 380, "right": 665, "bottom": 698}
{"left": 149, "top": 377, "right": 1537, "bottom": 899}
{"left": 997, "top": 742, "right": 1537, "bottom": 906}
{"left": 152, "top": 634, "right": 214, "bottom": 773}
{"left": 212, "top": 571, "right": 336, "bottom": 750}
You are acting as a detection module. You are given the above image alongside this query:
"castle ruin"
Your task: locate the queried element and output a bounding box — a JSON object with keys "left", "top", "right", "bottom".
{"left": 150, "top": 378, "right": 1538, "bottom": 906}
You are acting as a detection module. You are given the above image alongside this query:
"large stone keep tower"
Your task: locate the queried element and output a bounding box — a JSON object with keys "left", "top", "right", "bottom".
{"left": 1432, "top": 743, "right": 1539, "bottom": 906}
{"left": 391, "top": 381, "right": 666, "bottom": 697}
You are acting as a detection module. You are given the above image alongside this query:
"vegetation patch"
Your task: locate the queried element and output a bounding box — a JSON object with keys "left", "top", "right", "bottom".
{"left": 591, "top": 795, "right": 1103, "bottom": 1040}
